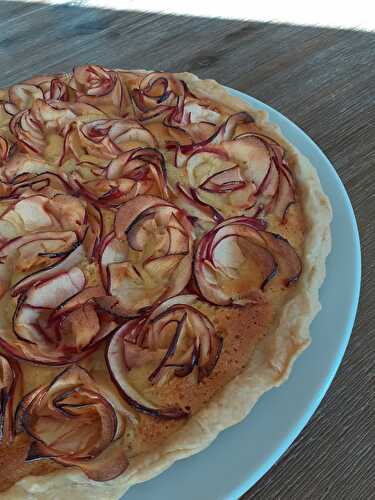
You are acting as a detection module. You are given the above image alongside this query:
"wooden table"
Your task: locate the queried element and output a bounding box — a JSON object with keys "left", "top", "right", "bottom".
{"left": 1, "top": 2, "right": 373, "bottom": 498}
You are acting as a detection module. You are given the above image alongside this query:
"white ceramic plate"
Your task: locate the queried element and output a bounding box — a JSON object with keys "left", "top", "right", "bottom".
{"left": 123, "top": 89, "right": 361, "bottom": 500}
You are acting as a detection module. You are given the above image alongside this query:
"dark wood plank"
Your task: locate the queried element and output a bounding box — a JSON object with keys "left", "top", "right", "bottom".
{"left": 0, "top": 2, "right": 374, "bottom": 498}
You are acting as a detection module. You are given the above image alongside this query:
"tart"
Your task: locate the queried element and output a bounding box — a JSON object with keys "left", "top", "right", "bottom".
{"left": 0, "top": 66, "right": 331, "bottom": 499}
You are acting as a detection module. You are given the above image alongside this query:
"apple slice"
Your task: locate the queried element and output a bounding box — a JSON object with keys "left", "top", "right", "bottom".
{"left": 0, "top": 353, "right": 21, "bottom": 444}
{"left": 10, "top": 242, "right": 86, "bottom": 297}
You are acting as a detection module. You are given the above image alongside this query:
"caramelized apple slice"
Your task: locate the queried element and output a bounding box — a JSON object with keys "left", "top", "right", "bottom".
{"left": 0, "top": 354, "right": 21, "bottom": 444}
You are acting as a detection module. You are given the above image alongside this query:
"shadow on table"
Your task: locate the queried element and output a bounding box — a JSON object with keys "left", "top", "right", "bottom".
{"left": 1, "top": 1, "right": 374, "bottom": 161}
{"left": 1, "top": 1, "right": 374, "bottom": 132}
{"left": 0, "top": 2, "right": 374, "bottom": 95}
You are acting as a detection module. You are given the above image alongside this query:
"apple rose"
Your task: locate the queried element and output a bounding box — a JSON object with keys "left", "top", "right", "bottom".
{"left": 0, "top": 186, "right": 86, "bottom": 244}
{"left": 131, "top": 75, "right": 229, "bottom": 146}
{"left": 2, "top": 84, "right": 44, "bottom": 117}
{"left": 0, "top": 135, "right": 11, "bottom": 166}
{"left": 8, "top": 96, "right": 107, "bottom": 167}
{"left": 70, "top": 147, "right": 168, "bottom": 207}
{"left": 16, "top": 365, "right": 128, "bottom": 481}
{"left": 0, "top": 185, "right": 101, "bottom": 297}
{"left": 131, "top": 71, "right": 187, "bottom": 121}
{"left": 172, "top": 113, "right": 295, "bottom": 221}
{"left": 2, "top": 75, "right": 69, "bottom": 117}
{"left": 98, "top": 195, "right": 193, "bottom": 316}
{"left": 166, "top": 96, "right": 223, "bottom": 143}
{"left": 9, "top": 99, "right": 79, "bottom": 161}
{"left": 80, "top": 118, "right": 157, "bottom": 158}
{"left": 0, "top": 354, "right": 21, "bottom": 444}
{"left": 107, "top": 294, "right": 222, "bottom": 418}
{"left": 62, "top": 118, "right": 158, "bottom": 169}
{"left": 69, "top": 65, "right": 133, "bottom": 117}
{"left": 0, "top": 265, "right": 116, "bottom": 364}
{"left": 194, "top": 216, "right": 302, "bottom": 306}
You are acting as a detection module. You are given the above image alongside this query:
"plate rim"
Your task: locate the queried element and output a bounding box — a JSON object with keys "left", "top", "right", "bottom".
{"left": 227, "top": 89, "right": 361, "bottom": 499}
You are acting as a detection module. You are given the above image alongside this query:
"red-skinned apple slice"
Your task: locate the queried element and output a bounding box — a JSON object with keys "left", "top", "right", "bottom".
{"left": 173, "top": 183, "right": 223, "bottom": 224}
{"left": 97, "top": 231, "right": 117, "bottom": 290}
{"left": 258, "top": 231, "right": 302, "bottom": 286}
{"left": 267, "top": 164, "right": 295, "bottom": 221}
{"left": 16, "top": 365, "right": 128, "bottom": 480}
{"left": 10, "top": 240, "right": 85, "bottom": 297}
{"left": 0, "top": 230, "right": 77, "bottom": 259}
{"left": 0, "top": 230, "right": 79, "bottom": 298}
{"left": 184, "top": 149, "right": 234, "bottom": 184}
{"left": 0, "top": 354, "right": 21, "bottom": 444}
{"left": 84, "top": 202, "right": 103, "bottom": 258}
{"left": 0, "top": 152, "right": 68, "bottom": 184}
{"left": 194, "top": 217, "right": 301, "bottom": 305}
{"left": 0, "top": 196, "right": 58, "bottom": 245}
{"left": 46, "top": 100, "right": 105, "bottom": 123}
{"left": 50, "top": 285, "right": 106, "bottom": 319}
{"left": 199, "top": 166, "right": 246, "bottom": 193}
{"left": 10, "top": 109, "right": 45, "bottom": 155}
{"left": 177, "top": 111, "right": 254, "bottom": 155}
{"left": 0, "top": 136, "right": 11, "bottom": 166}
{"left": 3, "top": 172, "right": 72, "bottom": 200}
{"left": 1, "top": 194, "right": 55, "bottom": 233}
{"left": 24, "top": 267, "right": 85, "bottom": 308}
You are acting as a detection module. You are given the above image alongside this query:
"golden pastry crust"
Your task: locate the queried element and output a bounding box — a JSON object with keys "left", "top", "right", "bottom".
{"left": 0, "top": 70, "right": 331, "bottom": 499}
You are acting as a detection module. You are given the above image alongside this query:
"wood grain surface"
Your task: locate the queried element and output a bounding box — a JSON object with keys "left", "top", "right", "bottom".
{"left": 0, "top": 2, "right": 374, "bottom": 498}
